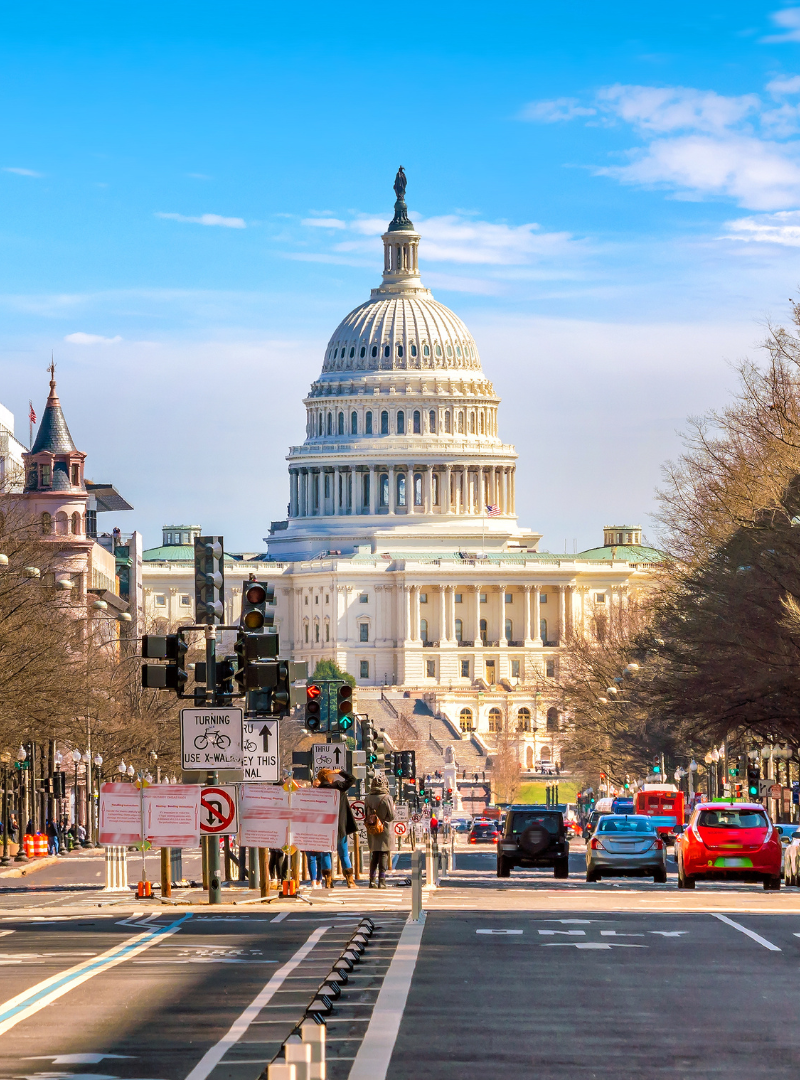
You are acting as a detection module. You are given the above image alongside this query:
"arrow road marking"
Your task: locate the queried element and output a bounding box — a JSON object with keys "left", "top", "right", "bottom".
{"left": 650, "top": 931, "right": 688, "bottom": 937}
{"left": 538, "top": 929, "right": 585, "bottom": 936}
{"left": 476, "top": 929, "right": 523, "bottom": 935}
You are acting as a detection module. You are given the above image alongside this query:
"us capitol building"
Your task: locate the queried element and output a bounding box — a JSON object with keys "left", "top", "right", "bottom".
{"left": 141, "top": 171, "right": 660, "bottom": 774}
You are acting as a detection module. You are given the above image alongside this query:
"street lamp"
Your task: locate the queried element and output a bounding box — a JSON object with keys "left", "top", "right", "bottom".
{"left": 1, "top": 751, "right": 12, "bottom": 866}
{"left": 14, "top": 746, "right": 28, "bottom": 862}
{"left": 126, "top": 765, "right": 135, "bottom": 778}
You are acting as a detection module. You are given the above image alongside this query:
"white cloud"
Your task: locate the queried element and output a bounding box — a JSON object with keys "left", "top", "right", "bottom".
{"left": 598, "top": 84, "right": 759, "bottom": 134}
{"left": 766, "top": 74, "right": 800, "bottom": 96}
{"left": 301, "top": 217, "right": 347, "bottom": 229}
{"left": 723, "top": 209, "right": 800, "bottom": 245}
{"left": 64, "top": 332, "right": 122, "bottom": 345}
{"left": 520, "top": 97, "right": 597, "bottom": 123}
{"left": 3, "top": 166, "right": 43, "bottom": 177}
{"left": 762, "top": 7, "right": 800, "bottom": 43}
{"left": 155, "top": 212, "right": 246, "bottom": 228}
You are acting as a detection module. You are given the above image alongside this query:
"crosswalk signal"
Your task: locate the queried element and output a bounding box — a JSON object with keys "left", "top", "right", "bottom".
{"left": 306, "top": 684, "right": 322, "bottom": 732}
{"left": 336, "top": 684, "right": 354, "bottom": 732}
{"left": 747, "top": 764, "right": 761, "bottom": 798}
{"left": 217, "top": 656, "right": 236, "bottom": 701}
{"left": 141, "top": 634, "right": 188, "bottom": 693}
{"left": 194, "top": 536, "right": 225, "bottom": 624}
{"left": 240, "top": 579, "right": 275, "bottom": 631}
{"left": 394, "top": 753, "right": 403, "bottom": 779}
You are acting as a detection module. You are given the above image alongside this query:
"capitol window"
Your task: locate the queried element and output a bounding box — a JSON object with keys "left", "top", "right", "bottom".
{"left": 445, "top": 411, "right": 452, "bottom": 433}
{"left": 419, "top": 593, "right": 428, "bottom": 603}
{"left": 414, "top": 474, "right": 422, "bottom": 505}
{"left": 325, "top": 621, "right": 330, "bottom": 642}
{"left": 505, "top": 593, "right": 513, "bottom": 603}
{"left": 363, "top": 474, "right": 370, "bottom": 506}
{"left": 155, "top": 595, "right": 166, "bottom": 607}
{"left": 420, "top": 618, "right": 428, "bottom": 643}
{"left": 380, "top": 473, "right": 389, "bottom": 506}
{"left": 318, "top": 414, "right": 323, "bottom": 436}
{"left": 327, "top": 412, "right": 333, "bottom": 435}
{"left": 517, "top": 707, "right": 531, "bottom": 732}
{"left": 397, "top": 473, "right": 406, "bottom": 506}
{"left": 480, "top": 593, "right": 487, "bottom": 603}
{"left": 349, "top": 347, "right": 355, "bottom": 358}
{"left": 372, "top": 345, "right": 378, "bottom": 357}
{"left": 505, "top": 618, "right": 513, "bottom": 641}
{"left": 180, "top": 594, "right": 191, "bottom": 607}
{"left": 426, "top": 659, "right": 436, "bottom": 678}
{"left": 480, "top": 413, "right": 485, "bottom": 434}
{"left": 397, "top": 411, "right": 405, "bottom": 435}
{"left": 359, "top": 593, "right": 368, "bottom": 603}
{"left": 359, "top": 622, "right": 369, "bottom": 642}
{"left": 423, "top": 344, "right": 430, "bottom": 357}
{"left": 595, "top": 592, "right": 606, "bottom": 604}
{"left": 384, "top": 344, "right": 390, "bottom": 358}
{"left": 488, "top": 708, "right": 502, "bottom": 733}
{"left": 411, "top": 343, "right": 417, "bottom": 357}
{"left": 351, "top": 411, "right": 357, "bottom": 434}
{"left": 432, "top": 474, "right": 439, "bottom": 504}
{"left": 511, "top": 659, "right": 521, "bottom": 679}
{"left": 540, "top": 618, "right": 548, "bottom": 640}
{"left": 360, "top": 346, "right": 366, "bottom": 358}
{"left": 461, "top": 659, "right": 470, "bottom": 679}
{"left": 435, "top": 343, "right": 442, "bottom": 357}
{"left": 338, "top": 412, "right": 344, "bottom": 435}
{"left": 429, "top": 409, "right": 436, "bottom": 432}
{"left": 324, "top": 474, "right": 331, "bottom": 498}
{"left": 546, "top": 706, "right": 559, "bottom": 732}
{"left": 397, "top": 344, "right": 403, "bottom": 358}
{"left": 459, "top": 707, "right": 473, "bottom": 731}
{"left": 546, "top": 659, "right": 556, "bottom": 678}
{"left": 457, "top": 411, "right": 464, "bottom": 433}
{"left": 365, "top": 411, "right": 373, "bottom": 434}
{"left": 315, "top": 622, "right": 320, "bottom": 642}
{"left": 446, "top": 344, "right": 453, "bottom": 358}
{"left": 360, "top": 660, "right": 369, "bottom": 678}
{"left": 381, "top": 411, "right": 389, "bottom": 434}
{"left": 455, "top": 618, "right": 463, "bottom": 642}
{"left": 540, "top": 593, "right": 548, "bottom": 604}
{"left": 304, "top": 622, "right": 309, "bottom": 642}
{"left": 480, "top": 618, "right": 487, "bottom": 643}
{"left": 456, "top": 344, "right": 462, "bottom": 358}
{"left": 413, "top": 410, "right": 421, "bottom": 434}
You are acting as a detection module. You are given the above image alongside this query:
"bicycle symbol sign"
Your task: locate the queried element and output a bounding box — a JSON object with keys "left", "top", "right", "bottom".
{"left": 181, "top": 708, "right": 243, "bottom": 771}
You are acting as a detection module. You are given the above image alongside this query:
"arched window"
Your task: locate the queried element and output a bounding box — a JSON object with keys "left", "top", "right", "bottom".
{"left": 457, "top": 410, "right": 464, "bottom": 433}
{"left": 546, "top": 707, "right": 559, "bottom": 733}
{"left": 479, "top": 618, "right": 487, "bottom": 644}
{"left": 526, "top": 746, "right": 534, "bottom": 768}
{"left": 71, "top": 512, "right": 81, "bottom": 535}
{"left": 413, "top": 410, "right": 421, "bottom": 434}
{"left": 325, "top": 620, "right": 330, "bottom": 642}
{"left": 396, "top": 411, "right": 405, "bottom": 435}
{"left": 383, "top": 344, "right": 390, "bottom": 357}
{"left": 411, "top": 343, "right": 417, "bottom": 357}
{"left": 315, "top": 621, "right": 320, "bottom": 643}
{"left": 480, "top": 412, "right": 485, "bottom": 434}
{"left": 488, "top": 707, "right": 503, "bottom": 733}
{"left": 446, "top": 344, "right": 453, "bottom": 358}
{"left": 435, "top": 343, "right": 442, "bottom": 357}
{"left": 372, "top": 345, "right": 378, "bottom": 357}
{"left": 517, "top": 707, "right": 531, "bottom": 732}
{"left": 349, "top": 346, "right": 355, "bottom": 358}
{"left": 365, "top": 411, "right": 373, "bottom": 434}
{"left": 55, "top": 511, "right": 69, "bottom": 535}
{"left": 455, "top": 618, "right": 463, "bottom": 642}
{"left": 540, "top": 744, "right": 551, "bottom": 761}
{"left": 41, "top": 512, "right": 52, "bottom": 535}
{"left": 456, "top": 344, "right": 462, "bottom": 358}
{"left": 445, "top": 411, "right": 451, "bottom": 433}
{"left": 363, "top": 473, "right": 370, "bottom": 507}
{"left": 469, "top": 412, "right": 475, "bottom": 434}
{"left": 397, "top": 473, "right": 406, "bottom": 506}
{"left": 360, "top": 346, "right": 366, "bottom": 358}
{"left": 540, "top": 618, "right": 548, "bottom": 642}
{"left": 429, "top": 410, "right": 436, "bottom": 433}
{"left": 432, "top": 473, "right": 440, "bottom": 505}
{"left": 397, "top": 344, "right": 403, "bottom": 358}
{"left": 380, "top": 473, "right": 389, "bottom": 507}
{"left": 327, "top": 412, "right": 333, "bottom": 436}
{"left": 304, "top": 622, "right": 309, "bottom": 643}
{"left": 351, "top": 411, "right": 358, "bottom": 435}
{"left": 338, "top": 412, "right": 344, "bottom": 435}
{"left": 420, "top": 618, "right": 428, "bottom": 643}
{"left": 423, "top": 344, "right": 430, "bottom": 357}
{"left": 459, "top": 707, "right": 473, "bottom": 733}
{"left": 318, "top": 414, "right": 323, "bottom": 437}
{"left": 413, "top": 473, "right": 423, "bottom": 505}
{"left": 505, "top": 618, "right": 513, "bottom": 642}
{"left": 381, "top": 410, "right": 389, "bottom": 434}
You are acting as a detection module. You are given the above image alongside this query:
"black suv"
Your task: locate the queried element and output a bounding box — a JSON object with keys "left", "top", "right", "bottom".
{"left": 497, "top": 806, "right": 570, "bottom": 878}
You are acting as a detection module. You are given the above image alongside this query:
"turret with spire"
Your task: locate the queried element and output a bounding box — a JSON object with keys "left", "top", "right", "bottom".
{"left": 24, "top": 362, "right": 86, "bottom": 495}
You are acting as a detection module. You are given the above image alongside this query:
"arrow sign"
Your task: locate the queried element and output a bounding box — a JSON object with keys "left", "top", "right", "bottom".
{"left": 333, "top": 746, "right": 342, "bottom": 765}
{"left": 242, "top": 719, "right": 279, "bottom": 783}
{"left": 259, "top": 725, "right": 271, "bottom": 753}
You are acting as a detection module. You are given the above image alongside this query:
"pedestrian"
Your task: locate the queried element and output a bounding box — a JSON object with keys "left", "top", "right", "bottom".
{"left": 46, "top": 818, "right": 59, "bottom": 856}
{"left": 269, "top": 847, "right": 288, "bottom": 883}
{"left": 314, "top": 767, "right": 357, "bottom": 887}
{"left": 365, "top": 773, "right": 395, "bottom": 889}
{"left": 305, "top": 851, "right": 328, "bottom": 889}
{"left": 77, "top": 822, "right": 86, "bottom": 845}
{"left": 473, "top": 772, "right": 478, "bottom": 783}
{"left": 9, "top": 815, "right": 18, "bottom": 843}
{"left": 430, "top": 815, "right": 439, "bottom": 841}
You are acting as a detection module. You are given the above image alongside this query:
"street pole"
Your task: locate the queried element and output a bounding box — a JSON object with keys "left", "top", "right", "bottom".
{"left": 1, "top": 762, "right": 10, "bottom": 866}
{"left": 206, "top": 624, "right": 222, "bottom": 905}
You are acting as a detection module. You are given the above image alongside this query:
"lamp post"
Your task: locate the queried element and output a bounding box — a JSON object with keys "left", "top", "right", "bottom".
{"left": 1, "top": 752, "right": 11, "bottom": 866}
{"left": 14, "top": 746, "right": 28, "bottom": 862}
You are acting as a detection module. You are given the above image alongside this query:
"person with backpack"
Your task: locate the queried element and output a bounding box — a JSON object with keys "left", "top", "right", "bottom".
{"left": 365, "top": 773, "right": 395, "bottom": 888}
{"left": 314, "top": 767, "right": 358, "bottom": 887}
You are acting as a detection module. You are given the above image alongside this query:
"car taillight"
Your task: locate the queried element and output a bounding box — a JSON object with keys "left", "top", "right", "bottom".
{"left": 590, "top": 838, "right": 603, "bottom": 850}
{"left": 469, "top": 837, "right": 476, "bottom": 844}
{"left": 652, "top": 839, "right": 664, "bottom": 850}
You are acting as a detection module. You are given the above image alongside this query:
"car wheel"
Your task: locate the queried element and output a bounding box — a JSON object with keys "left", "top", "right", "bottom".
{"left": 553, "top": 858, "right": 569, "bottom": 879}
{"left": 497, "top": 857, "right": 511, "bottom": 878}
{"left": 586, "top": 868, "right": 600, "bottom": 883}
{"left": 653, "top": 868, "right": 667, "bottom": 884}
{"left": 764, "top": 875, "right": 781, "bottom": 891}
{"left": 677, "top": 862, "right": 695, "bottom": 889}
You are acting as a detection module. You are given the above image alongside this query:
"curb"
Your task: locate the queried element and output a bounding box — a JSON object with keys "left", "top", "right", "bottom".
{"left": 0, "top": 856, "right": 61, "bottom": 879}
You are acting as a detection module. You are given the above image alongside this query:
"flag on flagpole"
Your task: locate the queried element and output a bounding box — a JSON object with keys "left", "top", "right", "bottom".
{"left": 485, "top": 504, "right": 501, "bottom": 517}
{"left": 28, "top": 402, "right": 36, "bottom": 425}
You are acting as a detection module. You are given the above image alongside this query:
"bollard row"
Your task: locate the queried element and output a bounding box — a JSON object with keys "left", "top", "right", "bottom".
{"left": 265, "top": 918, "right": 376, "bottom": 1080}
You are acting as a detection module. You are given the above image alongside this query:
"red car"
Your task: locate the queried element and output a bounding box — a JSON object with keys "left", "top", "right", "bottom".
{"left": 675, "top": 803, "right": 782, "bottom": 890}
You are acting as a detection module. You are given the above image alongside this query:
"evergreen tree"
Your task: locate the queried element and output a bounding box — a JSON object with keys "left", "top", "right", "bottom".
{"left": 310, "top": 658, "right": 356, "bottom": 688}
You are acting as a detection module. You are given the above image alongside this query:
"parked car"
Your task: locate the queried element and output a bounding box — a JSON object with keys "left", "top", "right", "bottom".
{"left": 774, "top": 824, "right": 800, "bottom": 844}
{"left": 451, "top": 817, "right": 473, "bottom": 834}
{"left": 675, "top": 803, "right": 782, "bottom": 890}
{"left": 585, "top": 814, "right": 667, "bottom": 883}
{"left": 582, "top": 809, "right": 612, "bottom": 841}
{"left": 469, "top": 820, "right": 501, "bottom": 845}
{"left": 497, "top": 806, "right": 570, "bottom": 878}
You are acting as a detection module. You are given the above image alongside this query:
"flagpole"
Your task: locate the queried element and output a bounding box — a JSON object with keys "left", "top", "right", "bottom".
{"left": 482, "top": 506, "right": 486, "bottom": 555}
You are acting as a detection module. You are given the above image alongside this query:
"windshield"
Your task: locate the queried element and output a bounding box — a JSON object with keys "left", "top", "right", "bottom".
{"left": 697, "top": 810, "right": 768, "bottom": 829}
{"left": 509, "top": 813, "right": 561, "bottom": 835}
{"left": 598, "top": 816, "right": 656, "bottom": 834}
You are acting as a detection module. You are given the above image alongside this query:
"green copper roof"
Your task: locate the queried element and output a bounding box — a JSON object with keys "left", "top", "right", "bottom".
{"left": 575, "top": 544, "right": 663, "bottom": 563}
{"left": 142, "top": 545, "right": 240, "bottom": 563}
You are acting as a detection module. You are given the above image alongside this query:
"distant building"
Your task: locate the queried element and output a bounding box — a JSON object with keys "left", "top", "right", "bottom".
{"left": 0, "top": 401, "right": 27, "bottom": 492}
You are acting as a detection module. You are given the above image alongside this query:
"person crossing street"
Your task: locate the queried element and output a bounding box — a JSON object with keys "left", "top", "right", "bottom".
{"left": 314, "top": 767, "right": 358, "bottom": 887}
{"left": 365, "top": 773, "right": 395, "bottom": 888}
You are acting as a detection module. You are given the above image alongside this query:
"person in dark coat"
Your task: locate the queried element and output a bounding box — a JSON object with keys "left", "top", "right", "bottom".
{"left": 364, "top": 773, "right": 395, "bottom": 888}
{"left": 315, "top": 768, "right": 357, "bottom": 887}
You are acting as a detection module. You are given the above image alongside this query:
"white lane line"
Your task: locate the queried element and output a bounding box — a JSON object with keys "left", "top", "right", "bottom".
{"left": 712, "top": 913, "right": 781, "bottom": 951}
{"left": 183, "top": 924, "right": 330, "bottom": 1080}
{"left": 270, "top": 912, "right": 288, "bottom": 923}
{"left": 347, "top": 913, "right": 426, "bottom": 1080}
{"left": 0, "top": 913, "right": 191, "bottom": 1035}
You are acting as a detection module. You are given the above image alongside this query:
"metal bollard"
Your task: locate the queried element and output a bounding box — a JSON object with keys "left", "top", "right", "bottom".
{"left": 450, "top": 832, "right": 456, "bottom": 872}
{"left": 301, "top": 1020, "right": 326, "bottom": 1080}
{"left": 411, "top": 848, "right": 423, "bottom": 920}
{"left": 284, "top": 1038, "right": 312, "bottom": 1080}
{"left": 431, "top": 838, "right": 440, "bottom": 885}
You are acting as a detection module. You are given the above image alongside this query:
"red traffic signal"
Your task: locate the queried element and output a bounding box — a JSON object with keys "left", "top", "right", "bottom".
{"left": 306, "top": 683, "right": 322, "bottom": 731}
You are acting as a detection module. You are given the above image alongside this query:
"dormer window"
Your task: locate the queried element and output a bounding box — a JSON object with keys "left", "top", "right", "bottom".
{"left": 411, "top": 343, "right": 417, "bottom": 357}
{"left": 71, "top": 464, "right": 80, "bottom": 485}
{"left": 40, "top": 465, "right": 51, "bottom": 487}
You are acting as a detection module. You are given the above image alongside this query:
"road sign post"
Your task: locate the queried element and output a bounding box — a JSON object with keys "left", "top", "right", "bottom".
{"left": 242, "top": 719, "right": 279, "bottom": 782}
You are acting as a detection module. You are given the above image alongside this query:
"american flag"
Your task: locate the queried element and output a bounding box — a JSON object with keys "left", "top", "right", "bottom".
{"left": 28, "top": 401, "right": 36, "bottom": 424}
{"left": 485, "top": 504, "right": 501, "bottom": 517}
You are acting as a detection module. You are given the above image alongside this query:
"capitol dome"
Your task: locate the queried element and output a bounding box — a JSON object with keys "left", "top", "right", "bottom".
{"left": 268, "top": 169, "right": 539, "bottom": 561}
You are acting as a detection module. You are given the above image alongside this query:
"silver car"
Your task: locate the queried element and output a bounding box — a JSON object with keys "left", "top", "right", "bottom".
{"left": 586, "top": 814, "right": 668, "bottom": 883}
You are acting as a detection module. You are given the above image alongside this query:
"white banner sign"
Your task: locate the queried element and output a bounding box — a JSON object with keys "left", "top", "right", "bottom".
{"left": 239, "top": 784, "right": 290, "bottom": 849}
{"left": 291, "top": 787, "right": 339, "bottom": 853}
{"left": 181, "top": 707, "right": 243, "bottom": 771}
{"left": 242, "top": 719, "right": 279, "bottom": 782}
{"left": 98, "top": 783, "right": 142, "bottom": 846}
{"left": 99, "top": 783, "right": 201, "bottom": 848}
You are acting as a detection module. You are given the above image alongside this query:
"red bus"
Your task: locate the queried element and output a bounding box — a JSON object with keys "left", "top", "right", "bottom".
{"left": 634, "top": 785, "right": 685, "bottom": 841}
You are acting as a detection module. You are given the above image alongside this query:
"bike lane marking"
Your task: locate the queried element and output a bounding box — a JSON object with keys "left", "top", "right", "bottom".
{"left": 712, "top": 913, "right": 781, "bottom": 951}
{"left": 0, "top": 913, "right": 192, "bottom": 1035}
{"left": 183, "top": 924, "right": 330, "bottom": 1080}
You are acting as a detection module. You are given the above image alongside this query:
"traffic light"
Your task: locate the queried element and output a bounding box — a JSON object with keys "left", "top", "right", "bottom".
{"left": 375, "top": 731, "right": 388, "bottom": 769}
{"left": 194, "top": 536, "right": 225, "bottom": 623}
{"left": 445, "top": 787, "right": 453, "bottom": 804}
{"left": 141, "top": 634, "right": 188, "bottom": 693}
{"left": 336, "top": 684, "right": 354, "bottom": 732}
{"left": 394, "top": 753, "right": 403, "bottom": 779}
{"left": 747, "top": 763, "right": 760, "bottom": 799}
{"left": 652, "top": 757, "right": 661, "bottom": 775}
{"left": 362, "top": 718, "right": 377, "bottom": 776}
{"left": 240, "top": 579, "right": 275, "bottom": 631}
{"left": 305, "top": 683, "right": 322, "bottom": 731}
{"left": 217, "top": 655, "right": 236, "bottom": 700}
{"left": 400, "top": 750, "right": 416, "bottom": 779}
{"left": 233, "top": 631, "right": 279, "bottom": 692}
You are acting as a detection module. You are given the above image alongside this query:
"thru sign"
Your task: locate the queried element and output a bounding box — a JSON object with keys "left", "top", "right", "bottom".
{"left": 311, "top": 742, "right": 347, "bottom": 774}
{"left": 242, "top": 719, "right": 279, "bottom": 782}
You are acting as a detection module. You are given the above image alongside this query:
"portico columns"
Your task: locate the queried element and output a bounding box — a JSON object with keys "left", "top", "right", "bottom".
{"left": 404, "top": 584, "right": 412, "bottom": 643}
{"left": 496, "top": 585, "right": 507, "bottom": 646}
{"left": 523, "top": 584, "right": 533, "bottom": 645}
{"left": 333, "top": 465, "right": 340, "bottom": 515}
{"left": 368, "top": 465, "right": 376, "bottom": 515}
{"left": 533, "top": 585, "right": 543, "bottom": 646}
{"left": 558, "top": 585, "right": 566, "bottom": 645}
{"left": 424, "top": 466, "right": 433, "bottom": 513}
{"left": 438, "top": 585, "right": 448, "bottom": 643}
{"left": 388, "top": 466, "right": 396, "bottom": 514}
{"left": 412, "top": 585, "right": 421, "bottom": 642}
{"left": 471, "top": 584, "right": 482, "bottom": 646}
{"left": 444, "top": 464, "right": 452, "bottom": 514}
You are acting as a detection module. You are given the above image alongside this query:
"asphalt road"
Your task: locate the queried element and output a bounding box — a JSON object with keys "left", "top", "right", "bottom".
{"left": 3, "top": 844, "right": 800, "bottom": 1079}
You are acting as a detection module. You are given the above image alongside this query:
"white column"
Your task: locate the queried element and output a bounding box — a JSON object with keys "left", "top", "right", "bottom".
{"left": 558, "top": 585, "right": 566, "bottom": 645}
{"left": 424, "top": 466, "right": 433, "bottom": 514}
{"left": 369, "top": 465, "right": 376, "bottom": 515}
{"left": 334, "top": 466, "right": 340, "bottom": 515}
{"left": 444, "top": 465, "right": 452, "bottom": 514}
{"left": 388, "top": 465, "right": 396, "bottom": 514}
{"left": 497, "top": 585, "right": 507, "bottom": 646}
{"left": 523, "top": 584, "right": 532, "bottom": 645}
{"left": 472, "top": 584, "right": 482, "bottom": 646}
{"left": 404, "top": 584, "right": 412, "bottom": 643}
{"left": 448, "top": 584, "right": 457, "bottom": 640}
{"left": 413, "top": 585, "right": 421, "bottom": 642}
{"left": 533, "top": 585, "right": 542, "bottom": 646}
{"left": 439, "top": 585, "right": 447, "bottom": 643}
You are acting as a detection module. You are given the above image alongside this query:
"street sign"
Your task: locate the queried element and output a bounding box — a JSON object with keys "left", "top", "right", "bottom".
{"left": 758, "top": 779, "right": 772, "bottom": 798}
{"left": 242, "top": 718, "right": 279, "bottom": 782}
{"left": 411, "top": 812, "right": 421, "bottom": 823}
{"left": 394, "top": 804, "right": 409, "bottom": 822}
{"left": 770, "top": 783, "right": 782, "bottom": 800}
{"left": 350, "top": 799, "right": 366, "bottom": 823}
{"left": 199, "top": 786, "right": 238, "bottom": 835}
{"left": 311, "top": 742, "right": 347, "bottom": 774}
{"left": 181, "top": 707, "right": 243, "bottom": 771}
{"left": 393, "top": 821, "right": 408, "bottom": 837}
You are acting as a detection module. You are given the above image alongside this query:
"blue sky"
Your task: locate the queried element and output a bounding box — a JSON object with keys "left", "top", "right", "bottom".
{"left": 4, "top": 2, "right": 800, "bottom": 550}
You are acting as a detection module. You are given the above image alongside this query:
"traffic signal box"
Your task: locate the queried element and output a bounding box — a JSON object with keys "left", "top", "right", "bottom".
{"left": 362, "top": 718, "right": 377, "bottom": 778}
{"left": 240, "top": 579, "right": 275, "bottom": 631}
{"left": 747, "top": 764, "right": 761, "bottom": 799}
{"left": 194, "top": 536, "right": 225, "bottom": 623}
{"left": 233, "top": 631, "right": 279, "bottom": 691}
{"left": 336, "top": 684, "right": 354, "bottom": 732}
{"left": 305, "top": 684, "right": 322, "bottom": 731}
{"left": 141, "top": 634, "right": 189, "bottom": 692}
{"left": 375, "top": 732, "right": 388, "bottom": 769}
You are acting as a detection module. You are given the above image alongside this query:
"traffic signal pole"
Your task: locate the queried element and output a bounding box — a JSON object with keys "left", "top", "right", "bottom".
{"left": 205, "top": 623, "right": 222, "bottom": 905}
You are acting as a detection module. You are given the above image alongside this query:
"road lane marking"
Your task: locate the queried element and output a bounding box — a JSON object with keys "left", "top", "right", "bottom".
{"left": 542, "top": 943, "right": 646, "bottom": 949}
{"left": 476, "top": 929, "right": 522, "bottom": 935}
{"left": 650, "top": 931, "right": 688, "bottom": 937}
{"left": 0, "top": 913, "right": 192, "bottom": 1036}
{"left": 538, "top": 929, "right": 585, "bottom": 936}
{"left": 183, "top": 924, "right": 330, "bottom": 1080}
{"left": 270, "top": 912, "right": 288, "bottom": 923}
{"left": 348, "top": 913, "right": 426, "bottom": 1080}
{"left": 712, "top": 913, "right": 781, "bottom": 950}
